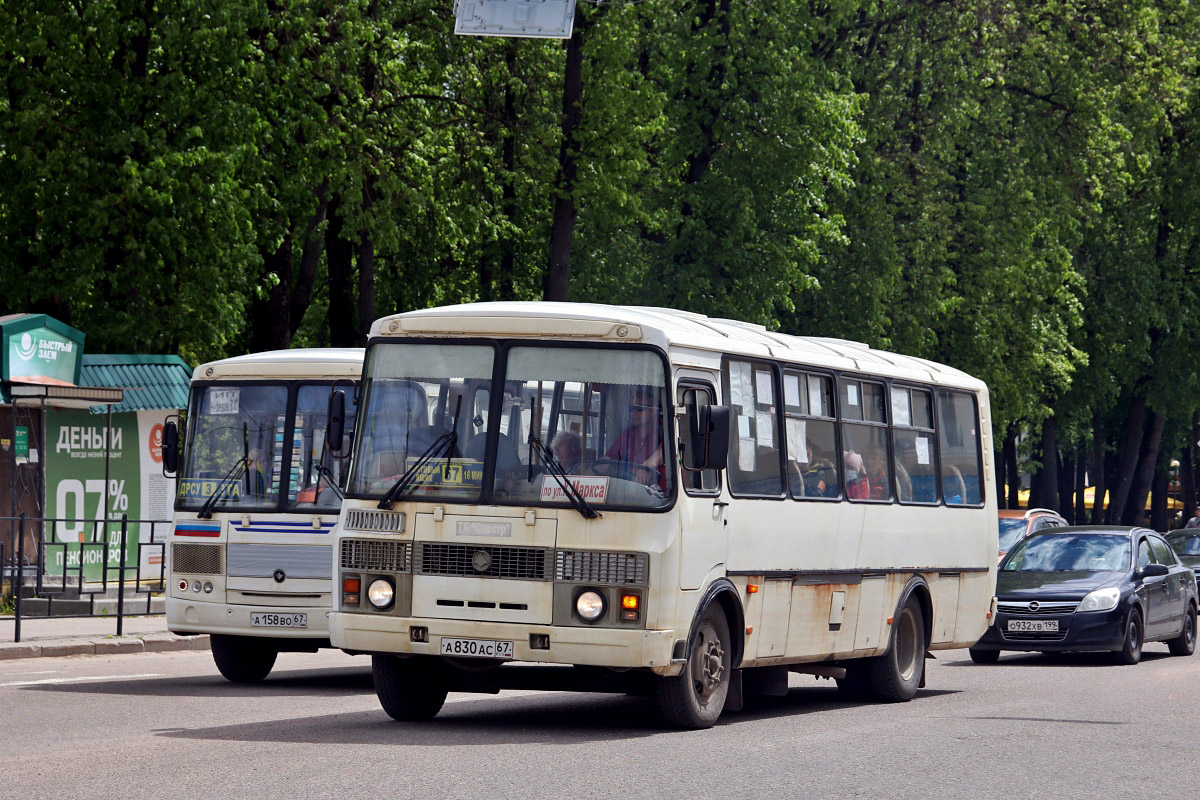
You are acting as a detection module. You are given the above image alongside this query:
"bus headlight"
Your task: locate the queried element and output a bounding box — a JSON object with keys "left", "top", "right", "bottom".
{"left": 367, "top": 578, "right": 395, "bottom": 610}
{"left": 575, "top": 590, "right": 606, "bottom": 623}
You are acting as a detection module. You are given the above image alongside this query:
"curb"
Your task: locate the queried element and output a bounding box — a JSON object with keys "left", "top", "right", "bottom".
{"left": 0, "top": 633, "right": 210, "bottom": 661}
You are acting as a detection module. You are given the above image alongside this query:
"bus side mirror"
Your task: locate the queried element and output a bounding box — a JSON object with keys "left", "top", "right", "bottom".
{"left": 327, "top": 389, "right": 347, "bottom": 454}
{"left": 684, "top": 405, "right": 730, "bottom": 471}
{"left": 162, "top": 419, "right": 180, "bottom": 476}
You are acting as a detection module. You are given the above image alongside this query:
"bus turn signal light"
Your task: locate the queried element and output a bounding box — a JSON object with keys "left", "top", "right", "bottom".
{"left": 620, "top": 593, "right": 640, "bottom": 621}
{"left": 343, "top": 577, "right": 361, "bottom": 606}
{"left": 747, "top": 584, "right": 760, "bottom": 594}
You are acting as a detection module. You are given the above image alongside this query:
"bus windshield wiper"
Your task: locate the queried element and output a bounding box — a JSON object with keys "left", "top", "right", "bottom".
{"left": 198, "top": 456, "right": 248, "bottom": 519}
{"left": 378, "top": 431, "right": 455, "bottom": 509}
{"left": 529, "top": 436, "right": 600, "bottom": 520}
{"left": 313, "top": 464, "right": 344, "bottom": 502}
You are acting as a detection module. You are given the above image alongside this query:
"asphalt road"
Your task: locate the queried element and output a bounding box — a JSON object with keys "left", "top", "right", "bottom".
{"left": 4, "top": 642, "right": 1197, "bottom": 799}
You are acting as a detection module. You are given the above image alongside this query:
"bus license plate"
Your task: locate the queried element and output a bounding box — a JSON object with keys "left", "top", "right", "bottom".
{"left": 251, "top": 612, "right": 308, "bottom": 628}
{"left": 1007, "top": 619, "right": 1057, "bottom": 633}
{"left": 439, "top": 637, "right": 514, "bottom": 659}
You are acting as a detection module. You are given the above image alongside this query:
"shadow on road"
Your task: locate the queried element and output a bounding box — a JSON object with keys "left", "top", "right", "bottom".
{"left": 939, "top": 649, "right": 1174, "bottom": 668}
{"left": 141, "top": 684, "right": 961, "bottom": 745}
{"left": 25, "top": 667, "right": 375, "bottom": 698}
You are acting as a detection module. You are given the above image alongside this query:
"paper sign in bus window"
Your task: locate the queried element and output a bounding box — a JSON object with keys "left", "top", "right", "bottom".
{"left": 756, "top": 412, "right": 774, "bottom": 448}
{"left": 784, "top": 374, "right": 801, "bottom": 408}
{"left": 755, "top": 371, "right": 773, "bottom": 405}
{"left": 891, "top": 389, "right": 911, "bottom": 427}
{"left": 209, "top": 389, "right": 240, "bottom": 415}
{"left": 916, "top": 437, "right": 931, "bottom": 465}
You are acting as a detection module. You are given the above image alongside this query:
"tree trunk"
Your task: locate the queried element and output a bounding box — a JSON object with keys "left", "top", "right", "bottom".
{"left": 1109, "top": 396, "right": 1146, "bottom": 524}
{"left": 1074, "top": 443, "right": 1087, "bottom": 525}
{"left": 1123, "top": 409, "right": 1164, "bottom": 525}
{"left": 248, "top": 236, "right": 294, "bottom": 351}
{"left": 326, "top": 196, "right": 358, "bottom": 348}
{"left": 1058, "top": 448, "right": 1074, "bottom": 524}
{"left": 996, "top": 441, "right": 1007, "bottom": 510}
{"left": 1090, "top": 409, "right": 1106, "bottom": 524}
{"left": 1184, "top": 412, "right": 1200, "bottom": 524}
{"left": 543, "top": 6, "right": 586, "bottom": 302}
{"left": 1030, "top": 417, "right": 1058, "bottom": 511}
{"left": 1005, "top": 426, "right": 1020, "bottom": 509}
{"left": 1150, "top": 454, "right": 1170, "bottom": 532}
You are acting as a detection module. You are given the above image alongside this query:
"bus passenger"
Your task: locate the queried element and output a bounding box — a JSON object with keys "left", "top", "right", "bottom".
{"left": 550, "top": 431, "right": 583, "bottom": 475}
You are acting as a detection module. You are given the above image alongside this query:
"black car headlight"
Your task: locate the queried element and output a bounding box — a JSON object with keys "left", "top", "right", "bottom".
{"left": 1078, "top": 587, "right": 1120, "bottom": 612}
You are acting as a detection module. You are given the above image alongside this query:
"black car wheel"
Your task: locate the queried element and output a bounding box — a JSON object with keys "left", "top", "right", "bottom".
{"left": 1168, "top": 603, "right": 1197, "bottom": 657}
{"left": 1113, "top": 608, "right": 1143, "bottom": 665}
{"left": 968, "top": 647, "right": 1000, "bottom": 664}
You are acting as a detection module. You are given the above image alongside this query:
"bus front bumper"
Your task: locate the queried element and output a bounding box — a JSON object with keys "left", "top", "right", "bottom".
{"left": 167, "top": 596, "right": 333, "bottom": 645}
{"left": 330, "top": 611, "right": 682, "bottom": 675}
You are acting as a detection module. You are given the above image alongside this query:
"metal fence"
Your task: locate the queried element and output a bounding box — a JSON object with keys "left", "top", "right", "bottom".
{"left": 2, "top": 514, "right": 168, "bottom": 643}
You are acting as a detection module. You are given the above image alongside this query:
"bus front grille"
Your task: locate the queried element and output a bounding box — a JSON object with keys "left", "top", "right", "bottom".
{"left": 341, "top": 539, "right": 411, "bottom": 572}
{"left": 172, "top": 543, "right": 223, "bottom": 575}
{"left": 555, "top": 550, "right": 648, "bottom": 585}
{"left": 415, "top": 543, "right": 552, "bottom": 581}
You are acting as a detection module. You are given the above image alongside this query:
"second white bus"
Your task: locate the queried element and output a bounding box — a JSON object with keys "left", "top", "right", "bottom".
{"left": 329, "top": 303, "right": 997, "bottom": 727}
{"left": 165, "top": 348, "right": 362, "bottom": 681}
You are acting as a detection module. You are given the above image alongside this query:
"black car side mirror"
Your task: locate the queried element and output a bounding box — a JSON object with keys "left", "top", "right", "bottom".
{"left": 327, "top": 389, "right": 347, "bottom": 455}
{"left": 161, "top": 418, "right": 179, "bottom": 476}
{"left": 1140, "top": 563, "right": 1170, "bottom": 579}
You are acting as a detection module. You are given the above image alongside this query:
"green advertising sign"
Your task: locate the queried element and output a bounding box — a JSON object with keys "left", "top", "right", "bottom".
{"left": 6, "top": 326, "right": 80, "bottom": 384}
{"left": 44, "top": 409, "right": 142, "bottom": 581}
{"left": 15, "top": 426, "right": 28, "bottom": 459}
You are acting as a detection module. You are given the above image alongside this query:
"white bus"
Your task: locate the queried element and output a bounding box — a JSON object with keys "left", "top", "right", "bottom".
{"left": 329, "top": 303, "right": 997, "bottom": 728}
{"left": 165, "top": 349, "right": 363, "bottom": 682}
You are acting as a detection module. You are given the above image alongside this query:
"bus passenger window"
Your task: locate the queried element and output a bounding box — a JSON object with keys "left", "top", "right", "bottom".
{"left": 937, "top": 389, "right": 983, "bottom": 505}
{"left": 784, "top": 371, "right": 838, "bottom": 500}
{"left": 891, "top": 386, "right": 937, "bottom": 504}
{"left": 724, "top": 360, "right": 782, "bottom": 496}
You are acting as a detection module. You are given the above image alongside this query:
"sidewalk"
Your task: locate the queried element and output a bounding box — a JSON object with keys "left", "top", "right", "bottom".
{"left": 0, "top": 614, "right": 209, "bottom": 661}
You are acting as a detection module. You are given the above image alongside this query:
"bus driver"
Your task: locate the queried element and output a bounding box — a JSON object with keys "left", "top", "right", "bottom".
{"left": 597, "top": 387, "right": 664, "bottom": 489}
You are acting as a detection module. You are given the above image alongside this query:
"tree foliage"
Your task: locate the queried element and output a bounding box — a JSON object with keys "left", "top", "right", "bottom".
{"left": 2, "top": 0, "right": 1199, "bottom": 520}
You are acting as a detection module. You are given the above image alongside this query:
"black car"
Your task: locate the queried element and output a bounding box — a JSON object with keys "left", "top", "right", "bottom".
{"left": 970, "top": 526, "right": 1198, "bottom": 664}
{"left": 1165, "top": 529, "right": 1200, "bottom": 589}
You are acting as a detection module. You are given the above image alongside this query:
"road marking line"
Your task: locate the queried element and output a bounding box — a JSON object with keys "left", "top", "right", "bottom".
{"left": 0, "top": 673, "right": 163, "bottom": 688}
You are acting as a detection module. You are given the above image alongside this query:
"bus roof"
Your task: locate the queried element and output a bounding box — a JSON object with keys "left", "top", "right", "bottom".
{"left": 192, "top": 348, "right": 364, "bottom": 381}
{"left": 370, "top": 302, "right": 984, "bottom": 390}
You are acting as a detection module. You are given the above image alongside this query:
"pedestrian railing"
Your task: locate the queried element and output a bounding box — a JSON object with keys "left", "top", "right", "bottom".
{"left": 1, "top": 514, "right": 168, "bottom": 643}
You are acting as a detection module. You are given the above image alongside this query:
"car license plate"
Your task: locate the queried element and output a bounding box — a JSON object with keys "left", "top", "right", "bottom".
{"left": 1006, "top": 619, "right": 1058, "bottom": 633}
{"left": 251, "top": 612, "right": 307, "bottom": 628}
{"left": 439, "top": 637, "right": 514, "bottom": 659}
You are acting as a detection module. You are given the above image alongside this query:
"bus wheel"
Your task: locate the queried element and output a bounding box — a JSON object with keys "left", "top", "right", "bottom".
{"left": 372, "top": 655, "right": 447, "bottom": 721}
{"left": 655, "top": 605, "right": 732, "bottom": 729}
{"left": 210, "top": 634, "right": 277, "bottom": 683}
{"left": 867, "top": 597, "right": 926, "bottom": 702}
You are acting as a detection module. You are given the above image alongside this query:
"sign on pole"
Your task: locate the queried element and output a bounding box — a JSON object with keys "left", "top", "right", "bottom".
{"left": 454, "top": 0, "right": 576, "bottom": 39}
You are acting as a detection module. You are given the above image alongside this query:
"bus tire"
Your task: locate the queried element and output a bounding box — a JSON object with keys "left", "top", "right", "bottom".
{"left": 968, "top": 647, "right": 1000, "bottom": 664}
{"left": 373, "top": 654, "right": 447, "bottom": 721}
{"left": 655, "top": 604, "right": 731, "bottom": 729}
{"left": 210, "top": 634, "right": 277, "bottom": 683}
{"left": 866, "top": 596, "right": 925, "bottom": 702}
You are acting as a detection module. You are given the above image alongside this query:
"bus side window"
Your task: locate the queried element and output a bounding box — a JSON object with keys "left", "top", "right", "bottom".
{"left": 937, "top": 389, "right": 983, "bottom": 505}
{"left": 677, "top": 383, "right": 719, "bottom": 495}
{"left": 723, "top": 360, "right": 782, "bottom": 496}
{"left": 785, "top": 371, "right": 838, "bottom": 500}
{"left": 892, "top": 386, "right": 937, "bottom": 504}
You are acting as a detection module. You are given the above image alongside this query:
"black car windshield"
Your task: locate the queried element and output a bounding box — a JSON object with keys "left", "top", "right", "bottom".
{"left": 998, "top": 518, "right": 1027, "bottom": 552}
{"left": 1002, "top": 533, "right": 1131, "bottom": 572}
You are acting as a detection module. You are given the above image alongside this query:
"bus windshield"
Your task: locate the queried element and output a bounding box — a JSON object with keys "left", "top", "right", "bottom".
{"left": 348, "top": 342, "right": 673, "bottom": 510}
{"left": 178, "top": 383, "right": 355, "bottom": 512}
